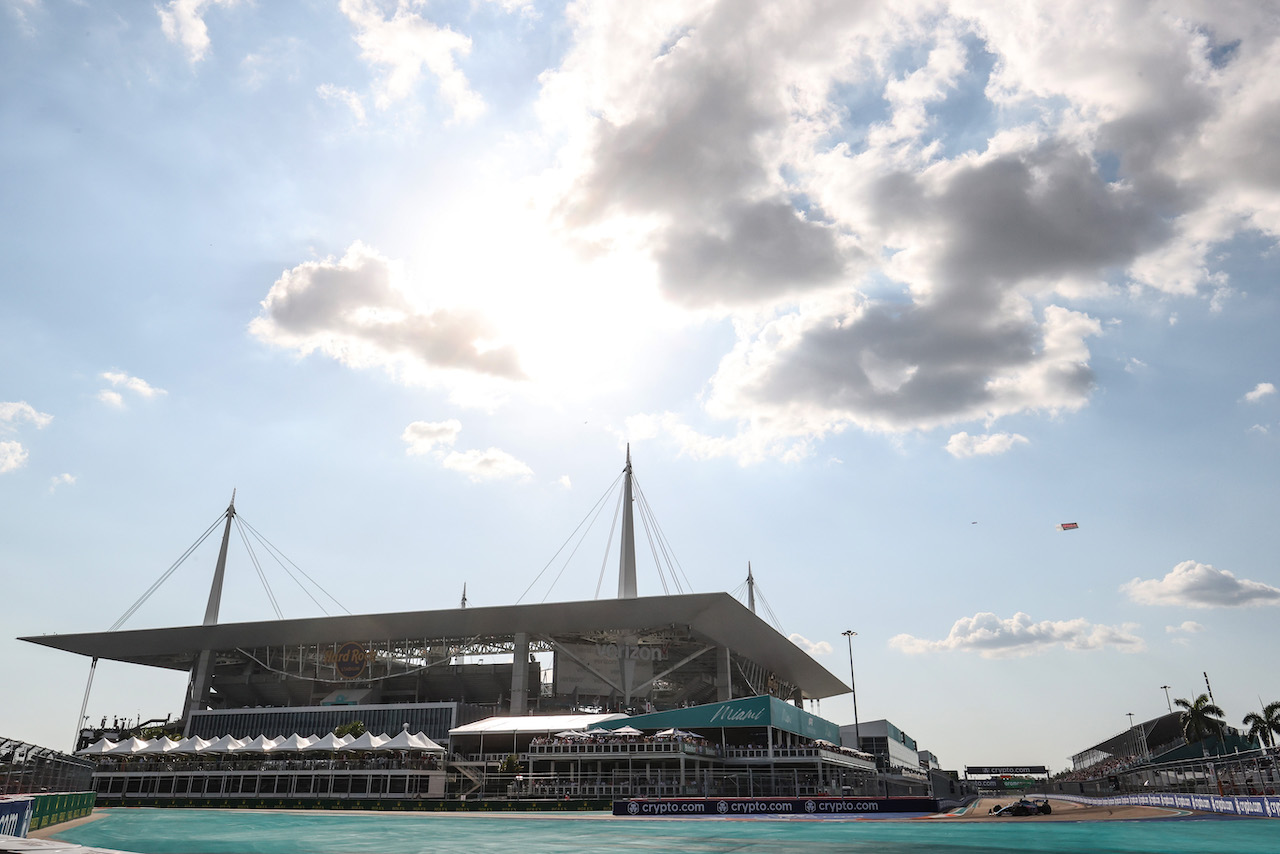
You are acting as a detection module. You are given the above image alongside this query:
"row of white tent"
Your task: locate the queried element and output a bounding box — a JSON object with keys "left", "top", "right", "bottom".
{"left": 76, "top": 730, "right": 445, "bottom": 756}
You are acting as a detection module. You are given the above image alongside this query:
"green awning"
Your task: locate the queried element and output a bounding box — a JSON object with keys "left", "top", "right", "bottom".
{"left": 597, "top": 695, "right": 840, "bottom": 743}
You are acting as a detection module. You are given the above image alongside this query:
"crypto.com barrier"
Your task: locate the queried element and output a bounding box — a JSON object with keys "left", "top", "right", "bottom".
{"left": 613, "top": 796, "right": 938, "bottom": 817}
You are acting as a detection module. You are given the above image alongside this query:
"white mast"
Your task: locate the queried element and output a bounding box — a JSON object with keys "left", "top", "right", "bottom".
{"left": 182, "top": 492, "right": 236, "bottom": 733}
{"left": 747, "top": 562, "right": 756, "bottom": 614}
{"left": 617, "top": 445, "right": 637, "bottom": 599}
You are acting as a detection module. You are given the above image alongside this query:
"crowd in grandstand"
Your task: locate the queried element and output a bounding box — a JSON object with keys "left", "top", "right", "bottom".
{"left": 1053, "top": 753, "right": 1139, "bottom": 782}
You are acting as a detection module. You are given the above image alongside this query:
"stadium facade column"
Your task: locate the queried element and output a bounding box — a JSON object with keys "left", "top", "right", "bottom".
{"left": 510, "top": 632, "right": 530, "bottom": 715}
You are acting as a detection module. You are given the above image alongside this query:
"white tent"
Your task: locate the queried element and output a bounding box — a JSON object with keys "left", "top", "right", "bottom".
{"left": 379, "top": 730, "right": 445, "bottom": 752}
{"left": 343, "top": 732, "right": 391, "bottom": 751}
{"left": 137, "top": 737, "right": 183, "bottom": 755}
{"left": 239, "top": 735, "right": 282, "bottom": 753}
{"left": 272, "top": 733, "right": 316, "bottom": 752}
{"left": 75, "top": 737, "right": 117, "bottom": 756}
{"left": 301, "top": 733, "right": 354, "bottom": 752}
{"left": 202, "top": 735, "right": 247, "bottom": 753}
{"left": 105, "top": 737, "right": 152, "bottom": 755}
{"left": 170, "top": 736, "right": 213, "bottom": 754}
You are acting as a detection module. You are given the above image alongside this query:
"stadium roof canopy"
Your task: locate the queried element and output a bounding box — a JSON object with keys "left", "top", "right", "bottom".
{"left": 20, "top": 592, "right": 851, "bottom": 702}
{"left": 449, "top": 713, "right": 627, "bottom": 736}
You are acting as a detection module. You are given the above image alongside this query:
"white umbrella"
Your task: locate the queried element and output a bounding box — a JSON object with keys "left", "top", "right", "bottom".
{"left": 553, "top": 730, "right": 588, "bottom": 739}
{"left": 273, "top": 733, "right": 316, "bottom": 752}
{"left": 611, "top": 726, "right": 645, "bottom": 736}
{"left": 105, "top": 737, "right": 152, "bottom": 755}
{"left": 75, "top": 737, "right": 117, "bottom": 756}
{"left": 301, "top": 733, "right": 354, "bottom": 752}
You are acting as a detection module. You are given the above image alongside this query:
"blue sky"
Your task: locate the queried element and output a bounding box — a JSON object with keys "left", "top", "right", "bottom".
{"left": 3, "top": 0, "right": 1279, "bottom": 771}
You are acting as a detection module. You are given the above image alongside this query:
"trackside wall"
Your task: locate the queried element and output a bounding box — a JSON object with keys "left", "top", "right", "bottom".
{"left": 1038, "top": 791, "right": 1280, "bottom": 819}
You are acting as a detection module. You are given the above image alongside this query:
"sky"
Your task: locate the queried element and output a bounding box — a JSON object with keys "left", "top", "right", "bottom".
{"left": 2, "top": 0, "right": 1279, "bottom": 773}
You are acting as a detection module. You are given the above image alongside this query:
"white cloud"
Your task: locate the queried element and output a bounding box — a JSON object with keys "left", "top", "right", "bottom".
{"left": 890, "top": 611, "right": 1145, "bottom": 658}
{"left": 556, "top": 475, "right": 572, "bottom": 489}
{"left": 1244, "top": 382, "right": 1276, "bottom": 403}
{"left": 402, "top": 419, "right": 461, "bottom": 456}
{"left": 157, "top": 0, "right": 239, "bottom": 64}
{"left": 1124, "top": 357, "right": 1147, "bottom": 373}
{"left": 0, "top": 440, "right": 28, "bottom": 473}
{"left": 0, "top": 401, "right": 53, "bottom": 430}
{"left": 96, "top": 390, "right": 124, "bottom": 408}
{"left": 441, "top": 448, "right": 533, "bottom": 482}
{"left": 317, "top": 83, "right": 367, "bottom": 125}
{"left": 5, "top": 0, "right": 39, "bottom": 37}
{"left": 528, "top": 1, "right": 1280, "bottom": 461}
{"left": 49, "top": 473, "right": 75, "bottom": 492}
{"left": 250, "top": 242, "right": 523, "bottom": 401}
{"left": 789, "top": 633, "right": 833, "bottom": 656}
{"left": 945, "top": 431, "right": 1029, "bottom": 458}
{"left": 478, "top": 0, "right": 538, "bottom": 16}
{"left": 1122, "top": 560, "right": 1280, "bottom": 609}
{"left": 1165, "top": 620, "right": 1204, "bottom": 634}
{"left": 338, "top": 0, "right": 484, "bottom": 122}
{"left": 102, "top": 371, "right": 167, "bottom": 399}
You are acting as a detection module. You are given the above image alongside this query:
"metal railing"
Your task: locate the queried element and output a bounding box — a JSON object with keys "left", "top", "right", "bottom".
{"left": 0, "top": 737, "right": 94, "bottom": 795}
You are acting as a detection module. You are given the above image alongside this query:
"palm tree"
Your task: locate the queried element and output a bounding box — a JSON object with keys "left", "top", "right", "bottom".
{"left": 1242, "top": 701, "right": 1280, "bottom": 749}
{"left": 1175, "top": 693, "right": 1225, "bottom": 744}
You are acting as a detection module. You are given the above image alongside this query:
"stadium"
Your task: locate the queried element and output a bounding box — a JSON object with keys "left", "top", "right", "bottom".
{"left": 19, "top": 453, "right": 934, "bottom": 805}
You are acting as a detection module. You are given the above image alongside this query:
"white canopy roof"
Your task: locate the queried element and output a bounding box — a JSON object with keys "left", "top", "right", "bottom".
{"left": 239, "top": 735, "right": 282, "bottom": 752}
{"left": 202, "top": 735, "right": 247, "bottom": 753}
{"left": 136, "top": 737, "right": 183, "bottom": 754}
{"left": 105, "top": 736, "right": 152, "bottom": 755}
{"left": 272, "top": 733, "right": 316, "bottom": 751}
{"left": 449, "top": 713, "right": 627, "bottom": 737}
{"left": 75, "top": 737, "right": 117, "bottom": 755}
{"left": 344, "top": 732, "right": 391, "bottom": 751}
{"left": 171, "top": 736, "right": 213, "bottom": 754}
{"left": 301, "top": 733, "right": 354, "bottom": 752}
{"left": 379, "top": 730, "right": 445, "bottom": 752}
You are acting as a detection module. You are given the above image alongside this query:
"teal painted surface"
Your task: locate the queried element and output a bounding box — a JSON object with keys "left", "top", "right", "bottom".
{"left": 52, "top": 808, "right": 1278, "bottom": 854}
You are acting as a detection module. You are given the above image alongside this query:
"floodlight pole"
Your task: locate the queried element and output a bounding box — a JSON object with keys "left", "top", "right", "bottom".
{"left": 843, "top": 630, "right": 860, "bottom": 748}
{"left": 1160, "top": 685, "right": 1172, "bottom": 714}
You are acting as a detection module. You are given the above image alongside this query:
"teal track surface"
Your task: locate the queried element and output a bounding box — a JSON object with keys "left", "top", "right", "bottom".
{"left": 52, "top": 809, "right": 1278, "bottom": 854}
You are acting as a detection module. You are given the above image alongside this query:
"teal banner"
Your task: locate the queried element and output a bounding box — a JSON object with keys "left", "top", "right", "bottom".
{"left": 600, "top": 695, "right": 841, "bottom": 743}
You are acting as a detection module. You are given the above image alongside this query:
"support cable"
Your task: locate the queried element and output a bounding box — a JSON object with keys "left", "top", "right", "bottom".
{"left": 590, "top": 488, "right": 624, "bottom": 600}
{"left": 238, "top": 515, "right": 349, "bottom": 616}
{"left": 108, "top": 513, "right": 225, "bottom": 631}
{"left": 234, "top": 517, "right": 282, "bottom": 620}
{"left": 635, "top": 489, "right": 671, "bottom": 595}
{"left": 633, "top": 474, "right": 693, "bottom": 594}
{"left": 515, "top": 469, "right": 623, "bottom": 604}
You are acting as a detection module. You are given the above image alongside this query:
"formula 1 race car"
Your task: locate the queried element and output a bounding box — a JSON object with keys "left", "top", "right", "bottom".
{"left": 988, "top": 798, "right": 1052, "bottom": 816}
